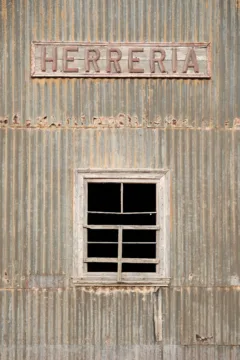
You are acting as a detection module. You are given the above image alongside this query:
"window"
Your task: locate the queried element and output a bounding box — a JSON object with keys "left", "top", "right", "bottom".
{"left": 73, "top": 170, "right": 170, "bottom": 286}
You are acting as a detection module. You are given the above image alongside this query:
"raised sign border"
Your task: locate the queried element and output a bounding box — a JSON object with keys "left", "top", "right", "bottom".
{"left": 31, "top": 41, "right": 211, "bottom": 79}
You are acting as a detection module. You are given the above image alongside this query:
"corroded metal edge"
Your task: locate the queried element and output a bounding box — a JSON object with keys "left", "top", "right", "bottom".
{"left": 0, "top": 115, "right": 240, "bottom": 129}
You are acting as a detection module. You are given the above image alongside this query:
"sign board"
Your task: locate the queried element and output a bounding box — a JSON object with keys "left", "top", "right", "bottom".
{"left": 31, "top": 42, "right": 211, "bottom": 78}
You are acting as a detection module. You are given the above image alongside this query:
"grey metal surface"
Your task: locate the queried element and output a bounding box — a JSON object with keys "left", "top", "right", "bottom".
{"left": 0, "top": 1, "right": 240, "bottom": 359}
{"left": 0, "top": 287, "right": 240, "bottom": 359}
{"left": 0, "top": 0, "right": 239, "bottom": 128}
{"left": 1, "top": 128, "right": 240, "bottom": 286}
{"left": 0, "top": 128, "right": 239, "bottom": 359}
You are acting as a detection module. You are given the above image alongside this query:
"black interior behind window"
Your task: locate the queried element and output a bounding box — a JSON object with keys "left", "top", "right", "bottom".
{"left": 88, "top": 183, "right": 120, "bottom": 212}
{"left": 87, "top": 182, "right": 157, "bottom": 275}
{"left": 123, "top": 183, "right": 156, "bottom": 212}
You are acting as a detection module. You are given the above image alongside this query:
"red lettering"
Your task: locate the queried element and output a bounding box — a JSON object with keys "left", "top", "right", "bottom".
{"left": 128, "top": 48, "right": 144, "bottom": 73}
{"left": 106, "top": 48, "right": 122, "bottom": 73}
{"left": 150, "top": 48, "right": 167, "bottom": 73}
{"left": 183, "top": 48, "right": 199, "bottom": 73}
{"left": 41, "top": 47, "right": 57, "bottom": 72}
{"left": 85, "top": 49, "right": 100, "bottom": 72}
{"left": 63, "top": 47, "right": 79, "bottom": 72}
{"left": 172, "top": 48, "right": 177, "bottom": 73}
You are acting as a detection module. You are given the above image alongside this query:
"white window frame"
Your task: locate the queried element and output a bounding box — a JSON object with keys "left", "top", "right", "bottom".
{"left": 73, "top": 169, "right": 170, "bottom": 286}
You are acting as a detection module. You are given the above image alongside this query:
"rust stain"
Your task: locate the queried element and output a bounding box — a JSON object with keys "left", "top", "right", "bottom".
{"left": 92, "top": 113, "right": 139, "bottom": 127}
{"left": 0, "top": 116, "right": 8, "bottom": 124}
{"left": 1, "top": 0, "right": 8, "bottom": 22}
{"left": 196, "top": 334, "right": 213, "bottom": 343}
{"left": 12, "top": 114, "right": 20, "bottom": 124}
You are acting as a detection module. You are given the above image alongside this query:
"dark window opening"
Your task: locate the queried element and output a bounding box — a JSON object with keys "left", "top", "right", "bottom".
{"left": 122, "top": 244, "right": 156, "bottom": 258}
{"left": 88, "top": 213, "right": 156, "bottom": 225}
{"left": 88, "top": 229, "right": 118, "bottom": 242}
{"left": 123, "top": 229, "right": 156, "bottom": 243}
{"left": 88, "top": 243, "right": 118, "bottom": 257}
{"left": 122, "top": 263, "right": 156, "bottom": 272}
{"left": 88, "top": 263, "right": 117, "bottom": 272}
{"left": 88, "top": 183, "right": 120, "bottom": 212}
{"left": 87, "top": 182, "right": 158, "bottom": 275}
{"left": 123, "top": 183, "right": 156, "bottom": 212}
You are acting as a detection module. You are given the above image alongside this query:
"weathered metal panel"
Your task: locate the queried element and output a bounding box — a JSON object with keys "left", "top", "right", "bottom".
{"left": 0, "top": 0, "right": 239, "bottom": 127}
{"left": 0, "top": 288, "right": 240, "bottom": 359}
{"left": 162, "top": 287, "right": 240, "bottom": 346}
{"left": 0, "top": 128, "right": 240, "bottom": 359}
{"left": 1, "top": 128, "right": 239, "bottom": 287}
{"left": 0, "top": 0, "right": 240, "bottom": 359}
{"left": 0, "top": 288, "right": 163, "bottom": 360}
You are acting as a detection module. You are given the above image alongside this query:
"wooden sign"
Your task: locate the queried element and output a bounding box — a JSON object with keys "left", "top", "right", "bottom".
{"left": 31, "top": 42, "right": 211, "bottom": 78}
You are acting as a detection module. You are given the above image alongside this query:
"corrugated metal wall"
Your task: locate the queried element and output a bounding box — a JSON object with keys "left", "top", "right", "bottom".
{"left": 0, "top": 1, "right": 240, "bottom": 359}
{"left": 0, "top": 129, "right": 239, "bottom": 288}
{"left": 0, "top": 0, "right": 239, "bottom": 128}
{"left": 0, "top": 128, "right": 239, "bottom": 359}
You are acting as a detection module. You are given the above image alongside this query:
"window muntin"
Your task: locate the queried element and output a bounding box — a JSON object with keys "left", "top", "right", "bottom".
{"left": 73, "top": 170, "right": 170, "bottom": 286}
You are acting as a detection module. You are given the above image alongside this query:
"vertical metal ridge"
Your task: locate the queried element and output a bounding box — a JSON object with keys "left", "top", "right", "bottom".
{"left": 183, "top": 129, "right": 191, "bottom": 285}
{"left": 207, "top": 129, "right": 214, "bottom": 285}
{"left": 231, "top": 132, "right": 239, "bottom": 279}
{"left": 200, "top": 130, "right": 206, "bottom": 285}
{"left": 1, "top": 129, "right": 7, "bottom": 288}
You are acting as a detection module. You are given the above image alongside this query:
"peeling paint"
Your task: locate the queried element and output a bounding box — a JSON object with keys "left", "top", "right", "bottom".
{"left": 1, "top": 114, "right": 240, "bottom": 129}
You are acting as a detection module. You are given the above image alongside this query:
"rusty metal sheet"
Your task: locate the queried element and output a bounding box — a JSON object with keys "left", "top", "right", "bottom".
{"left": 31, "top": 42, "right": 211, "bottom": 78}
{"left": 0, "top": 287, "right": 240, "bottom": 359}
{"left": 0, "top": 128, "right": 239, "bottom": 289}
{"left": 0, "top": 0, "right": 240, "bottom": 358}
{"left": 0, "top": 0, "right": 239, "bottom": 127}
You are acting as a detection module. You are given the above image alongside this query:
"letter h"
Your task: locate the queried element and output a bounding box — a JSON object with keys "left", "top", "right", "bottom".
{"left": 41, "top": 46, "right": 57, "bottom": 72}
